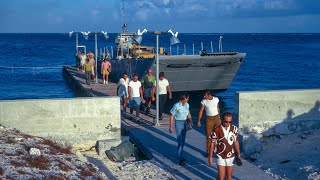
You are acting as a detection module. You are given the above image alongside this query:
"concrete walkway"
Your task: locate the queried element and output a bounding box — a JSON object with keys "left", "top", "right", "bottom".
{"left": 63, "top": 66, "right": 274, "bottom": 180}
{"left": 121, "top": 115, "right": 273, "bottom": 180}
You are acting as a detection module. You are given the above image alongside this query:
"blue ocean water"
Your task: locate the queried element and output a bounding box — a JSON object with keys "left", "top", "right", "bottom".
{"left": 0, "top": 33, "right": 319, "bottom": 112}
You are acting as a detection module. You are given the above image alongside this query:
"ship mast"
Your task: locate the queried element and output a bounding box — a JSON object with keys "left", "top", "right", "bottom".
{"left": 121, "top": 0, "right": 127, "bottom": 33}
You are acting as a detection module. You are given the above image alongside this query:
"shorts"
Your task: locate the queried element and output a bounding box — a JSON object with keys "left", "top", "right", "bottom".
{"left": 143, "top": 88, "right": 152, "bottom": 98}
{"left": 217, "top": 157, "right": 235, "bottom": 166}
{"left": 102, "top": 69, "right": 109, "bottom": 75}
{"left": 130, "top": 97, "right": 141, "bottom": 109}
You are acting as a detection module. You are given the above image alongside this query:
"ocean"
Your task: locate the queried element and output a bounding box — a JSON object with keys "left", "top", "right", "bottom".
{"left": 0, "top": 33, "right": 319, "bottom": 112}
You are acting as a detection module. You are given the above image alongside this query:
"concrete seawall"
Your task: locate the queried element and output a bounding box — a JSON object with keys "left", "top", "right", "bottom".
{"left": 234, "top": 89, "right": 320, "bottom": 156}
{"left": 0, "top": 97, "right": 121, "bottom": 148}
{"left": 62, "top": 66, "right": 94, "bottom": 97}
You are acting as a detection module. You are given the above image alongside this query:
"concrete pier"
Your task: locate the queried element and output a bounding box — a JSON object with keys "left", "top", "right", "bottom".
{"left": 61, "top": 66, "right": 274, "bottom": 179}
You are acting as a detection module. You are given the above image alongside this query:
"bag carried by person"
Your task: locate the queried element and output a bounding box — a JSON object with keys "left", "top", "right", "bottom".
{"left": 233, "top": 157, "right": 242, "bottom": 166}
{"left": 186, "top": 120, "right": 193, "bottom": 131}
{"left": 91, "top": 74, "right": 94, "bottom": 80}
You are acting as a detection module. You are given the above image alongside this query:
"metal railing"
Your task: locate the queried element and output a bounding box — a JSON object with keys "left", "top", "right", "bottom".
{"left": 0, "top": 66, "right": 70, "bottom": 75}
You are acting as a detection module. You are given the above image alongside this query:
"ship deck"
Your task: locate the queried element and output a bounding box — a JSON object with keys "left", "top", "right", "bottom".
{"left": 63, "top": 66, "right": 273, "bottom": 180}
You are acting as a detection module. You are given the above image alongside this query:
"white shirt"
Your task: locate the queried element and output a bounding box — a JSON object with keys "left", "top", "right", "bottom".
{"left": 201, "top": 97, "right": 219, "bottom": 116}
{"left": 153, "top": 79, "right": 169, "bottom": 95}
{"left": 118, "top": 78, "right": 129, "bottom": 93}
{"left": 128, "top": 80, "right": 141, "bottom": 97}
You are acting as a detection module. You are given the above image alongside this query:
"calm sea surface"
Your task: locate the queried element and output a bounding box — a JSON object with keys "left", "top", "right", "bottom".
{"left": 0, "top": 33, "right": 319, "bottom": 112}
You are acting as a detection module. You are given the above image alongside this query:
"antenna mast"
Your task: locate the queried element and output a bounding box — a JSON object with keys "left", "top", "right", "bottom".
{"left": 121, "top": 0, "right": 127, "bottom": 33}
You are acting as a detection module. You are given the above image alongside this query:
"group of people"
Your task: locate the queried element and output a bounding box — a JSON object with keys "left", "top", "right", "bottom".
{"left": 116, "top": 68, "right": 241, "bottom": 179}
{"left": 116, "top": 68, "right": 171, "bottom": 121}
{"left": 170, "top": 91, "right": 241, "bottom": 180}
{"left": 76, "top": 51, "right": 112, "bottom": 85}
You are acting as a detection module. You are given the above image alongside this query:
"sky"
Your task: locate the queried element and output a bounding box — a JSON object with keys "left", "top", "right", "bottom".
{"left": 1, "top": 0, "right": 320, "bottom": 33}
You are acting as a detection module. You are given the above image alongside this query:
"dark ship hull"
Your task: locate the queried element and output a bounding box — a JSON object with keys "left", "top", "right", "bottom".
{"left": 108, "top": 52, "right": 246, "bottom": 92}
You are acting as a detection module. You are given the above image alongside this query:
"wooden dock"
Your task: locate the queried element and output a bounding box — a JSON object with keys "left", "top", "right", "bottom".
{"left": 63, "top": 66, "right": 273, "bottom": 180}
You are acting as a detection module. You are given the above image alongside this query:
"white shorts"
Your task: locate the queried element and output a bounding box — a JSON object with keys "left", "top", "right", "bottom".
{"left": 217, "top": 157, "right": 235, "bottom": 166}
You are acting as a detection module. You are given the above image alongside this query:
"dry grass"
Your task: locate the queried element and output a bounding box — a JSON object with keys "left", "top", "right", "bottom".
{"left": 56, "top": 159, "right": 73, "bottom": 172}
{"left": 5, "top": 138, "right": 15, "bottom": 144}
{"left": 48, "top": 174, "right": 65, "bottom": 180}
{"left": 78, "top": 166, "right": 94, "bottom": 177}
{"left": 11, "top": 161, "right": 27, "bottom": 168}
{"left": 42, "top": 139, "right": 71, "bottom": 155}
{"left": 23, "top": 155, "right": 48, "bottom": 170}
{"left": 16, "top": 170, "right": 31, "bottom": 175}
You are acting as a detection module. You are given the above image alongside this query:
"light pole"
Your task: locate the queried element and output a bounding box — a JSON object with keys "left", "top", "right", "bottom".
{"left": 134, "top": 29, "right": 180, "bottom": 126}
{"left": 87, "top": 31, "right": 109, "bottom": 83}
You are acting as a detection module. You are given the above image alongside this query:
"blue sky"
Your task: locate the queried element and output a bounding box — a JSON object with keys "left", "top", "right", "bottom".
{"left": 1, "top": 0, "right": 320, "bottom": 33}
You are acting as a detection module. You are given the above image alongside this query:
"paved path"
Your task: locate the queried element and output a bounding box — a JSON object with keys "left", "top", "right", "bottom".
{"left": 63, "top": 66, "right": 274, "bottom": 180}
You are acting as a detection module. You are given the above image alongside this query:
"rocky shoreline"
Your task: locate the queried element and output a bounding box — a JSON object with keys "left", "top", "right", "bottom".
{"left": 0, "top": 126, "right": 175, "bottom": 179}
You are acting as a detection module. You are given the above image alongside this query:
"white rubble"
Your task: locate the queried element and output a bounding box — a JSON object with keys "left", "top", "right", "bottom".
{"left": 29, "top": 148, "right": 41, "bottom": 156}
{"left": 0, "top": 127, "right": 107, "bottom": 179}
{"left": 251, "top": 129, "right": 320, "bottom": 180}
{"left": 81, "top": 150, "right": 176, "bottom": 180}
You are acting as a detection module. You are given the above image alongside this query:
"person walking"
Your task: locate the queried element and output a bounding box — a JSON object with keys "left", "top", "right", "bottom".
{"left": 169, "top": 93, "right": 192, "bottom": 166}
{"left": 208, "top": 112, "right": 241, "bottom": 180}
{"left": 141, "top": 69, "right": 155, "bottom": 115}
{"left": 80, "top": 52, "right": 87, "bottom": 72}
{"left": 75, "top": 52, "right": 81, "bottom": 71}
{"left": 151, "top": 72, "right": 172, "bottom": 120}
{"left": 84, "top": 58, "right": 93, "bottom": 85}
{"left": 128, "top": 73, "right": 144, "bottom": 119}
{"left": 88, "top": 51, "right": 95, "bottom": 81}
{"left": 117, "top": 72, "right": 130, "bottom": 113}
{"left": 197, "top": 90, "right": 221, "bottom": 157}
{"left": 101, "top": 58, "right": 112, "bottom": 84}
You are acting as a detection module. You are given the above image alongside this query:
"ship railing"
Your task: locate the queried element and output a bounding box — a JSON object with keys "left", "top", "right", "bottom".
{"left": 97, "top": 39, "right": 232, "bottom": 59}
{"left": 0, "top": 66, "right": 70, "bottom": 75}
{"left": 161, "top": 40, "right": 225, "bottom": 56}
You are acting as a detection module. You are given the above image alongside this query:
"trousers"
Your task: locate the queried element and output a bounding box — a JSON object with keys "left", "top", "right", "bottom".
{"left": 159, "top": 94, "right": 167, "bottom": 117}
{"left": 206, "top": 115, "right": 221, "bottom": 153}
{"left": 175, "top": 120, "right": 187, "bottom": 161}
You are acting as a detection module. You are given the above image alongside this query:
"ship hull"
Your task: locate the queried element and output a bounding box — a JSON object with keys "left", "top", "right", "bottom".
{"left": 108, "top": 52, "right": 246, "bottom": 92}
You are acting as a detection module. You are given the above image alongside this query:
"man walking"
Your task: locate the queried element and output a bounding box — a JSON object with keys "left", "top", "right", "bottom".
{"left": 117, "top": 72, "right": 130, "bottom": 113}
{"left": 152, "top": 72, "right": 172, "bottom": 120}
{"left": 141, "top": 69, "right": 155, "bottom": 114}
{"left": 84, "top": 58, "right": 92, "bottom": 85}
{"left": 169, "top": 93, "right": 192, "bottom": 166}
{"left": 128, "top": 73, "right": 144, "bottom": 119}
{"left": 101, "top": 58, "right": 112, "bottom": 84}
{"left": 208, "top": 112, "right": 241, "bottom": 180}
{"left": 197, "top": 90, "right": 220, "bottom": 157}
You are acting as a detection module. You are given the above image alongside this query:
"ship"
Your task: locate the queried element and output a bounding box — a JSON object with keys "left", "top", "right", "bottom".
{"left": 106, "top": 3, "right": 246, "bottom": 93}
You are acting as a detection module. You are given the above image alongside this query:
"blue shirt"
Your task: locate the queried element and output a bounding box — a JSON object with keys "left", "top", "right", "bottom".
{"left": 170, "top": 101, "right": 190, "bottom": 121}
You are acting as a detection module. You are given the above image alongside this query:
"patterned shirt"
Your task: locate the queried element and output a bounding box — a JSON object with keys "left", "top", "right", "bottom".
{"left": 211, "top": 124, "right": 238, "bottom": 159}
{"left": 170, "top": 101, "right": 190, "bottom": 121}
